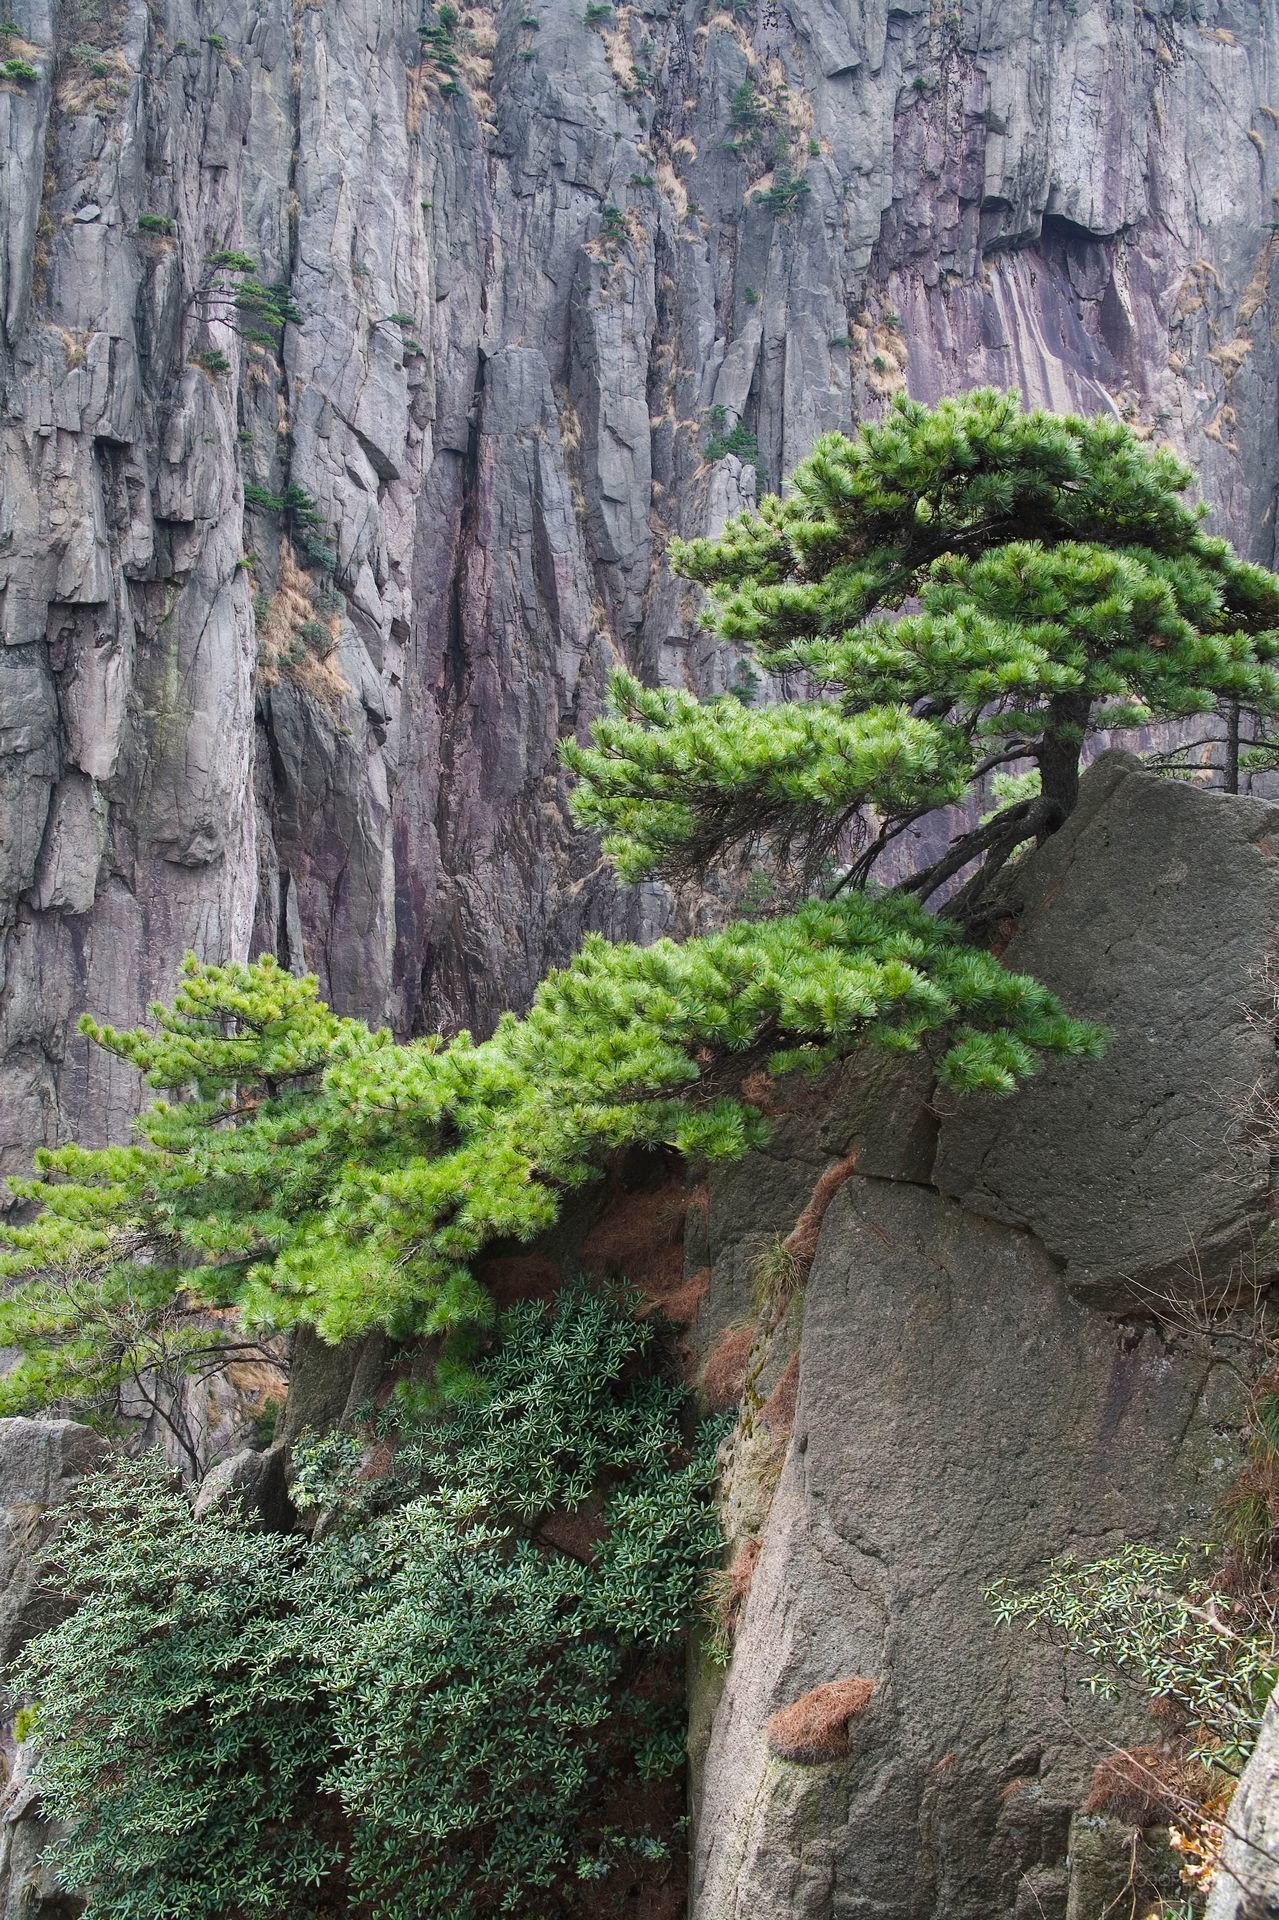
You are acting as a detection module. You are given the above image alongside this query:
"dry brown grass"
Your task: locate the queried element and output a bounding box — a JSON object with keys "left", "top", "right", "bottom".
{"left": 56, "top": 45, "right": 131, "bottom": 115}
{"left": 472, "top": 1252, "right": 561, "bottom": 1308}
{"left": 55, "top": 326, "right": 90, "bottom": 368}
{"left": 781, "top": 1151, "right": 859, "bottom": 1285}
{"left": 705, "top": 1536, "right": 760, "bottom": 1641}
{"left": 580, "top": 1172, "right": 689, "bottom": 1305}
{"left": 1203, "top": 405, "right": 1239, "bottom": 451}
{"left": 1208, "top": 336, "right": 1254, "bottom": 383}
{"left": 702, "top": 1323, "right": 754, "bottom": 1411}
{"left": 766, "top": 1677, "right": 875, "bottom": 1763}
{"left": 255, "top": 540, "right": 349, "bottom": 712}
{"left": 760, "top": 1350, "right": 799, "bottom": 1436}
{"left": 866, "top": 321, "right": 909, "bottom": 397}
{"left": 1084, "top": 1744, "right": 1221, "bottom": 1831}
{"left": 1239, "top": 231, "right": 1279, "bottom": 326}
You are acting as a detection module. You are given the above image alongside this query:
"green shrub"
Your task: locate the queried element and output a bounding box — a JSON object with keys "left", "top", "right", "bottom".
{"left": 189, "top": 346, "right": 231, "bottom": 375}
{"left": 599, "top": 203, "right": 627, "bottom": 251}
{"left": 0, "top": 885, "right": 1099, "bottom": 1406}
{"left": 192, "top": 251, "right": 301, "bottom": 349}
{"left": 987, "top": 1543, "right": 1279, "bottom": 1768}
{"left": 703, "top": 419, "right": 761, "bottom": 478}
{"left": 8, "top": 1462, "right": 335, "bottom": 1918}
{"left": 759, "top": 169, "right": 810, "bottom": 213}
{"left": 243, "top": 479, "right": 285, "bottom": 512}
{"left": 571, "top": 390, "right": 1279, "bottom": 901}
{"left": 10, "top": 1289, "right": 722, "bottom": 1919}
{"left": 136, "top": 212, "right": 173, "bottom": 234}
{"left": 1, "top": 54, "right": 37, "bottom": 79}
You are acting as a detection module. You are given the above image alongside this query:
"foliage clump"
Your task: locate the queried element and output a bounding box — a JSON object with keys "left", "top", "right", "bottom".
{"left": 566, "top": 390, "right": 1279, "bottom": 903}
{"left": 191, "top": 249, "right": 302, "bottom": 350}
{"left": 0, "top": 890, "right": 1099, "bottom": 1408}
{"left": 987, "top": 1543, "right": 1277, "bottom": 1770}
{"left": 9, "top": 1290, "right": 720, "bottom": 1919}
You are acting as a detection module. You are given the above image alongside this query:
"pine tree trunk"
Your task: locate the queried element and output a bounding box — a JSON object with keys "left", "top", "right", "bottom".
{"left": 1036, "top": 692, "right": 1093, "bottom": 828}
{"left": 1225, "top": 700, "right": 1241, "bottom": 795}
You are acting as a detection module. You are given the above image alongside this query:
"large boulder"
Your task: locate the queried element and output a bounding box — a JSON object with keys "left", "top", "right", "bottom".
{"left": 0, "top": 1418, "right": 107, "bottom": 1920}
{"left": 1204, "top": 1693, "right": 1279, "bottom": 1920}
{"left": 691, "top": 1178, "right": 1238, "bottom": 1920}
{"left": 691, "top": 758, "right": 1278, "bottom": 1920}
{"left": 935, "top": 752, "right": 1279, "bottom": 1308}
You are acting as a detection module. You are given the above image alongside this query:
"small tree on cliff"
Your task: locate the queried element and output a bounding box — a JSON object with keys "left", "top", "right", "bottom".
{"left": 4, "top": 392, "right": 1276, "bottom": 1414}
{"left": 566, "top": 388, "right": 1279, "bottom": 909}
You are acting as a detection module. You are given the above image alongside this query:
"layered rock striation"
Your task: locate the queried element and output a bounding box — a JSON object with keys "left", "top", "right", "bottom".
{"left": 4, "top": 0, "right": 1279, "bottom": 1174}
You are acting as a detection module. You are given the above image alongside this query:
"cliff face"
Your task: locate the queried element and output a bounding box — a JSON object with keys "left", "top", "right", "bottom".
{"left": 3, "top": 0, "right": 1279, "bottom": 1173}
{"left": 690, "top": 756, "right": 1279, "bottom": 1920}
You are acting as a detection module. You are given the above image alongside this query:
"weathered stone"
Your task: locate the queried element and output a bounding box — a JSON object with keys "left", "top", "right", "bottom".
{"left": 0, "top": 1418, "right": 108, "bottom": 1671}
{"left": 193, "top": 1443, "right": 294, "bottom": 1531}
{"left": 6, "top": 0, "right": 1279, "bottom": 1179}
{"left": 0, "top": 1419, "right": 105, "bottom": 1920}
{"left": 1205, "top": 1694, "right": 1279, "bottom": 1920}
{"left": 278, "top": 1327, "right": 387, "bottom": 1446}
{"left": 0, "top": 1739, "right": 81, "bottom": 1920}
{"left": 691, "top": 1178, "right": 1241, "bottom": 1920}
{"left": 935, "top": 753, "right": 1279, "bottom": 1307}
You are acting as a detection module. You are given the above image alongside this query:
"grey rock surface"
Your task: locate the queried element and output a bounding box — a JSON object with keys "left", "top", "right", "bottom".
{"left": 5, "top": 0, "right": 1279, "bottom": 1177}
{"left": 691, "top": 765, "right": 1279, "bottom": 1920}
{"left": 193, "top": 1441, "right": 293, "bottom": 1530}
{"left": 0, "top": 1739, "right": 80, "bottom": 1920}
{"left": 935, "top": 752, "right": 1279, "bottom": 1307}
{"left": 1205, "top": 1692, "right": 1279, "bottom": 1920}
{"left": 0, "top": 1417, "right": 106, "bottom": 1920}
{"left": 692, "top": 1178, "right": 1241, "bottom": 1920}
{"left": 0, "top": 1417, "right": 107, "bottom": 1671}
{"left": 277, "top": 1326, "right": 387, "bottom": 1446}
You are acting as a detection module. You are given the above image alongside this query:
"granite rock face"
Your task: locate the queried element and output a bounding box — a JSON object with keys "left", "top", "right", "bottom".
{"left": 0, "top": 1416, "right": 107, "bottom": 1671}
{"left": 935, "top": 751, "right": 1279, "bottom": 1308}
{"left": 5, "top": 0, "right": 1279, "bottom": 1172}
{"left": 690, "top": 761, "right": 1278, "bottom": 1920}
{"left": 694, "top": 1180, "right": 1237, "bottom": 1920}
{"left": 0, "top": 1417, "right": 107, "bottom": 1920}
{"left": 1205, "top": 1693, "right": 1279, "bottom": 1920}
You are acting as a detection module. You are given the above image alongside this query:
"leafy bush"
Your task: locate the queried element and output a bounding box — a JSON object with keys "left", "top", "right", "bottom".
{"left": 242, "top": 479, "right": 336, "bottom": 572}
{"left": 987, "top": 1543, "right": 1279, "bottom": 1768}
{"left": 10, "top": 1290, "right": 721, "bottom": 1919}
{"left": 8, "top": 1463, "right": 335, "bottom": 1918}
{"left": 704, "top": 420, "right": 762, "bottom": 480}
{"left": 759, "top": 169, "right": 810, "bottom": 213}
{"left": 136, "top": 212, "right": 173, "bottom": 235}
{"left": 1, "top": 54, "right": 37, "bottom": 79}
{"left": 191, "top": 250, "right": 302, "bottom": 349}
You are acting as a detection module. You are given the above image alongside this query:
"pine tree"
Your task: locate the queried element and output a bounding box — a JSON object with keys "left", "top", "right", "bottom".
{"left": 0, "top": 891, "right": 1099, "bottom": 1410}
{"left": 565, "top": 389, "right": 1279, "bottom": 903}
{"left": 15, "top": 392, "right": 1268, "bottom": 1413}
